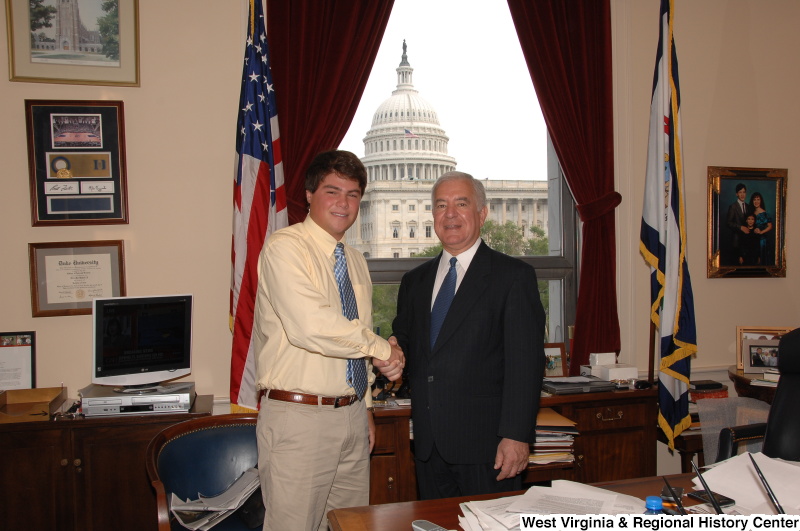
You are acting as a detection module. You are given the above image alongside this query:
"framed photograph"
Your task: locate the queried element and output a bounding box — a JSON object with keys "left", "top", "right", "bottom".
{"left": 0, "top": 332, "right": 36, "bottom": 389}
{"left": 25, "top": 100, "right": 129, "bottom": 226}
{"left": 707, "top": 166, "right": 787, "bottom": 278}
{"left": 29, "top": 240, "right": 126, "bottom": 317}
{"left": 743, "top": 339, "right": 780, "bottom": 373}
{"left": 5, "top": 0, "right": 140, "bottom": 86}
{"left": 544, "top": 342, "right": 568, "bottom": 377}
{"left": 736, "top": 326, "right": 793, "bottom": 370}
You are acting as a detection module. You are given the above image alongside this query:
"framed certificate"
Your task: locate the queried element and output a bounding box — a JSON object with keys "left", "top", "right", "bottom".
{"left": 28, "top": 240, "right": 126, "bottom": 317}
{"left": 25, "top": 100, "right": 129, "bottom": 226}
{"left": 0, "top": 332, "right": 35, "bottom": 390}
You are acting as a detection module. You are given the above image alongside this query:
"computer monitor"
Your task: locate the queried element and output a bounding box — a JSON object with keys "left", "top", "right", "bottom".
{"left": 92, "top": 294, "right": 193, "bottom": 390}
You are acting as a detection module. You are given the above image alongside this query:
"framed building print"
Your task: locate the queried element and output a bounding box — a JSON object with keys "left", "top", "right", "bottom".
{"left": 5, "top": 0, "right": 140, "bottom": 86}
{"left": 707, "top": 166, "right": 787, "bottom": 278}
{"left": 25, "top": 100, "right": 129, "bottom": 226}
{"left": 29, "top": 240, "right": 126, "bottom": 317}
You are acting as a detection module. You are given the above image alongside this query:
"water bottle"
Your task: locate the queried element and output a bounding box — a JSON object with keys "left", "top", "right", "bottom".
{"left": 644, "top": 496, "right": 664, "bottom": 514}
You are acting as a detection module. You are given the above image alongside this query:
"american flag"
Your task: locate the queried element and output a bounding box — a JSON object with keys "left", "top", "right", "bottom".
{"left": 404, "top": 128, "right": 419, "bottom": 138}
{"left": 639, "top": 0, "right": 696, "bottom": 449}
{"left": 230, "top": 0, "right": 287, "bottom": 411}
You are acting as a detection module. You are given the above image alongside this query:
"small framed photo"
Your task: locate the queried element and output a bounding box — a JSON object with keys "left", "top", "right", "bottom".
{"left": 707, "top": 166, "right": 787, "bottom": 278}
{"left": 6, "top": 0, "right": 140, "bottom": 86}
{"left": 0, "top": 332, "right": 36, "bottom": 390}
{"left": 544, "top": 342, "right": 568, "bottom": 377}
{"left": 743, "top": 339, "right": 779, "bottom": 373}
{"left": 736, "top": 326, "right": 793, "bottom": 370}
{"left": 29, "top": 240, "right": 126, "bottom": 317}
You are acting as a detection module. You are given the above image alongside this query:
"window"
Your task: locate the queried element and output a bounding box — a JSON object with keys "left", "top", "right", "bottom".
{"left": 339, "top": 2, "right": 577, "bottom": 345}
{"left": 408, "top": 204, "right": 415, "bottom": 212}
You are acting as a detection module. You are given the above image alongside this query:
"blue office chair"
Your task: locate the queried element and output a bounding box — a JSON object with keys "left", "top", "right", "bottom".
{"left": 145, "top": 414, "right": 262, "bottom": 531}
{"left": 717, "top": 327, "right": 800, "bottom": 462}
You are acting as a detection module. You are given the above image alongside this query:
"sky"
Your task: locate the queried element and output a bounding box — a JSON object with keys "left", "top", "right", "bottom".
{"left": 338, "top": 0, "right": 548, "bottom": 181}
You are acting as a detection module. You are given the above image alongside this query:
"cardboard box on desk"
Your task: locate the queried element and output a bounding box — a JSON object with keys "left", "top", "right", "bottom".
{"left": 596, "top": 364, "right": 638, "bottom": 381}
{"left": 0, "top": 387, "right": 67, "bottom": 423}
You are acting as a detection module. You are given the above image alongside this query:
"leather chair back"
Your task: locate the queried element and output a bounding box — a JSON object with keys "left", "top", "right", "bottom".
{"left": 762, "top": 328, "right": 800, "bottom": 460}
{"left": 145, "top": 414, "right": 259, "bottom": 531}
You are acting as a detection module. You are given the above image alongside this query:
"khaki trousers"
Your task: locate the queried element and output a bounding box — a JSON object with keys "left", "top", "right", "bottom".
{"left": 257, "top": 395, "right": 370, "bottom": 531}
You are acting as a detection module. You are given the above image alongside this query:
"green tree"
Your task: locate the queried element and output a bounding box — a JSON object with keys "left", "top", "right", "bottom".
{"left": 98, "top": 0, "right": 120, "bottom": 60}
{"left": 480, "top": 220, "right": 527, "bottom": 255}
{"left": 525, "top": 225, "right": 549, "bottom": 256}
{"left": 417, "top": 243, "right": 442, "bottom": 257}
{"left": 29, "top": 0, "right": 56, "bottom": 45}
{"left": 371, "top": 285, "right": 400, "bottom": 339}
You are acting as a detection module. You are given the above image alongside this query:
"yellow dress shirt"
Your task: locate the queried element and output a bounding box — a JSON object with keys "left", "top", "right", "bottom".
{"left": 252, "top": 216, "right": 390, "bottom": 403}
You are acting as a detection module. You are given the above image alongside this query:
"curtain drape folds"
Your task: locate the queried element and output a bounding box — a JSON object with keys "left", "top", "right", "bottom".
{"left": 507, "top": 0, "right": 620, "bottom": 374}
{"left": 266, "top": 0, "right": 395, "bottom": 224}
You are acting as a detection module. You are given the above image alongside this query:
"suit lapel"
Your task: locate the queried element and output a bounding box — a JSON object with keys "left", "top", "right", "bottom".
{"left": 431, "top": 242, "right": 492, "bottom": 354}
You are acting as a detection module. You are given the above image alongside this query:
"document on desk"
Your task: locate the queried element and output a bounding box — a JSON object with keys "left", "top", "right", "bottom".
{"left": 693, "top": 452, "right": 800, "bottom": 515}
{"left": 457, "top": 480, "right": 644, "bottom": 530}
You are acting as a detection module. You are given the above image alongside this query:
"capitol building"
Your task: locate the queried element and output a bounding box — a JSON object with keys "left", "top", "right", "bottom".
{"left": 346, "top": 42, "right": 548, "bottom": 258}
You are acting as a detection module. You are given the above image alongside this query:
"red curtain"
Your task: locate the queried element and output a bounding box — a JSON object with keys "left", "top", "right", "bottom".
{"left": 266, "top": 0, "right": 395, "bottom": 224}
{"left": 507, "top": 0, "right": 621, "bottom": 374}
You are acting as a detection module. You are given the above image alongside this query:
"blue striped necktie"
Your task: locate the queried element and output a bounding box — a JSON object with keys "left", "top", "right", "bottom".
{"left": 430, "top": 257, "right": 457, "bottom": 348}
{"left": 334, "top": 243, "right": 367, "bottom": 398}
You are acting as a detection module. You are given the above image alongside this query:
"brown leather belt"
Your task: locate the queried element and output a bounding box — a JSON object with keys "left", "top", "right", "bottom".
{"left": 262, "top": 389, "right": 360, "bottom": 408}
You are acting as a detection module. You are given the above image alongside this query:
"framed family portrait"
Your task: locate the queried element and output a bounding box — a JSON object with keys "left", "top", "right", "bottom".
{"left": 25, "top": 100, "right": 129, "bottom": 226}
{"left": 0, "top": 332, "right": 36, "bottom": 389}
{"left": 544, "top": 342, "right": 568, "bottom": 377}
{"left": 707, "top": 166, "right": 787, "bottom": 278}
{"left": 29, "top": 240, "right": 126, "bottom": 317}
{"left": 736, "top": 326, "right": 793, "bottom": 371}
{"left": 5, "top": 0, "right": 140, "bottom": 86}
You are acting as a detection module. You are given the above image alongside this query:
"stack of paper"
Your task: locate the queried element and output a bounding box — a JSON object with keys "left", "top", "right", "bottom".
{"left": 458, "top": 480, "right": 644, "bottom": 530}
{"left": 531, "top": 408, "right": 578, "bottom": 465}
{"left": 692, "top": 452, "right": 800, "bottom": 515}
{"left": 170, "top": 468, "right": 261, "bottom": 530}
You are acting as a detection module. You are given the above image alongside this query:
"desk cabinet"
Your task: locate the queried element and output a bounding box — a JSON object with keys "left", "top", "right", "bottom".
{"left": 370, "top": 406, "right": 417, "bottom": 504}
{"left": 369, "top": 389, "right": 658, "bottom": 503}
{"left": 540, "top": 389, "right": 658, "bottom": 483}
{"left": 0, "top": 395, "right": 212, "bottom": 531}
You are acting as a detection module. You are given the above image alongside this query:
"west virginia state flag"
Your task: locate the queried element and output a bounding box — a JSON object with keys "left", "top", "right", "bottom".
{"left": 639, "top": 0, "right": 697, "bottom": 449}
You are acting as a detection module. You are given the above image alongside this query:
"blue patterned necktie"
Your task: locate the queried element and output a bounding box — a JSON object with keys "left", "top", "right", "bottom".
{"left": 430, "top": 257, "right": 457, "bottom": 348}
{"left": 334, "top": 243, "right": 367, "bottom": 399}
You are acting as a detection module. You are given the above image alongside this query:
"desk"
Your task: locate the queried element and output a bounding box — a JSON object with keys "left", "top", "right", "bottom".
{"left": 728, "top": 366, "right": 776, "bottom": 404}
{"left": 370, "top": 389, "right": 658, "bottom": 504}
{"left": 328, "top": 474, "right": 698, "bottom": 531}
{"left": 0, "top": 395, "right": 212, "bottom": 531}
{"left": 656, "top": 428, "right": 704, "bottom": 473}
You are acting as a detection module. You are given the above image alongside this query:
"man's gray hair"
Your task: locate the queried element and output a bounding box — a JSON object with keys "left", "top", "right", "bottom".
{"left": 432, "top": 171, "right": 487, "bottom": 210}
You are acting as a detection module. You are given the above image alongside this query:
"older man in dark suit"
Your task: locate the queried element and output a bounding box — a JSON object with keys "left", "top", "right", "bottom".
{"left": 389, "top": 171, "right": 545, "bottom": 499}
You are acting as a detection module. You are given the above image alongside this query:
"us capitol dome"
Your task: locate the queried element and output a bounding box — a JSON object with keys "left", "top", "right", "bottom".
{"left": 347, "top": 42, "right": 548, "bottom": 259}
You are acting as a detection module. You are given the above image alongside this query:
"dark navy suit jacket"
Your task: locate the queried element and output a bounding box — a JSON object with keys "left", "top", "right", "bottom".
{"left": 391, "top": 241, "right": 545, "bottom": 464}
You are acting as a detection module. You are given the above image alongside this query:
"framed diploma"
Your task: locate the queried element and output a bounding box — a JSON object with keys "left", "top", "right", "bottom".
{"left": 25, "top": 100, "right": 129, "bottom": 226}
{"left": 28, "top": 240, "right": 126, "bottom": 317}
{"left": 0, "top": 332, "right": 36, "bottom": 390}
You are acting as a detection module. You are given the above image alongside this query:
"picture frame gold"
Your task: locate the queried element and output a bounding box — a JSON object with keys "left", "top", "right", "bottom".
{"left": 736, "top": 326, "right": 793, "bottom": 371}
{"left": 6, "top": 0, "right": 140, "bottom": 86}
{"left": 544, "top": 342, "right": 568, "bottom": 377}
{"left": 25, "top": 100, "right": 129, "bottom": 226}
{"left": 28, "top": 240, "right": 126, "bottom": 317}
{"left": 707, "top": 166, "right": 787, "bottom": 278}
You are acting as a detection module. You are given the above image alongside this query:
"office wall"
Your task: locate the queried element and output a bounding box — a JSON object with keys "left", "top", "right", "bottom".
{"left": 1, "top": 1, "right": 797, "bottom": 412}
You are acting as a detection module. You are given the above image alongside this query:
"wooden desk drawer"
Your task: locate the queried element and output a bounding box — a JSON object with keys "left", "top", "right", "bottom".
{"left": 571, "top": 402, "right": 647, "bottom": 431}
{"left": 372, "top": 418, "right": 397, "bottom": 454}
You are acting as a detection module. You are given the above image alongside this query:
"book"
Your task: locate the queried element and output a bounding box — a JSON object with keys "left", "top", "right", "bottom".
{"left": 762, "top": 371, "right": 780, "bottom": 382}
{"left": 689, "top": 380, "right": 723, "bottom": 390}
